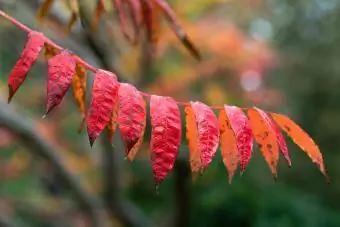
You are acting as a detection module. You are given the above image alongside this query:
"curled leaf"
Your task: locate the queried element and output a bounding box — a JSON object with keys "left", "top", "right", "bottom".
{"left": 72, "top": 63, "right": 87, "bottom": 132}
{"left": 186, "top": 101, "right": 219, "bottom": 172}
{"left": 45, "top": 50, "right": 76, "bottom": 116}
{"left": 118, "top": 83, "right": 146, "bottom": 160}
{"left": 150, "top": 95, "right": 181, "bottom": 185}
{"left": 86, "top": 69, "right": 119, "bottom": 146}
{"left": 218, "top": 109, "right": 239, "bottom": 183}
{"left": 224, "top": 105, "right": 253, "bottom": 173}
{"left": 8, "top": 31, "right": 45, "bottom": 103}
{"left": 270, "top": 113, "right": 328, "bottom": 180}
{"left": 247, "top": 107, "right": 279, "bottom": 178}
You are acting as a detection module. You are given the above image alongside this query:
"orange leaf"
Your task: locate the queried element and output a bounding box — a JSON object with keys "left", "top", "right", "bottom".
{"left": 92, "top": 0, "right": 106, "bottom": 31}
{"left": 248, "top": 107, "right": 279, "bottom": 178}
{"left": 185, "top": 105, "right": 201, "bottom": 174}
{"left": 107, "top": 100, "right": 119, "bottom": 140}
{"left": 72, "top": 63, "right": 87, "bottom": 132}
{"left": 270, "top": 113, "right": 328, "bottom": 180}
{"left": 36, "top": 0, "right": 55, "bottom": 23}
{"left": 218, "top": 109, "right": 239, "bottom": 183}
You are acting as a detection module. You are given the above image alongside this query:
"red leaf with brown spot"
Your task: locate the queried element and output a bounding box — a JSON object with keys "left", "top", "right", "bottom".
{"left": 86, "top": 69, "right": 119, "bottom": 146}
{"left": 45, "top": 50, "right": 76, "bottom": 116}
{"left": 189, "top": 101, "right": 219, "bottom": 170}
{"left": 118, "top": 83, "right": 146, "bottom": 161}
{"left": 150, "top": 95, "right": 181, "bottom": 185}
{"left": 224, "top": 105, "right": 253, "bottom": 173}
{"left": 8, "top": 31, "right": 45, "bottom": 103}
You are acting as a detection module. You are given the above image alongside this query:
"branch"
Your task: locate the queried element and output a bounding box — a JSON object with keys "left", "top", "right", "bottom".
{"left": 0, "top": 100, "right": 104, "bottom": 227}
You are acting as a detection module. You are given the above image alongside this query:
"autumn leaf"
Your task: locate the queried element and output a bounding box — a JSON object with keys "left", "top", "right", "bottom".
{"left": 118, "top": 83, "right": 146, "bottom": 160}
{"left": 185, "top": 104, "right": 201, "bottom": 174}
{"left": 72, "top": 63, "right": 87, "bottom": 132}
{"left": 45, "top": 50, "right": 76, "bottom": 116}
{"left": 92, "top": 0, "right": 106, "bottom": 31}
{"left": 44, "top": 43, "right": 59, "bottom": 60}
{"left": 219, "top": 109, "right": 239, "bottom": 183}
{"left": 224, "top": 105, "right": 253, "bottom": 173}
{"left": 186, "top": 101, "right": 219, "bottom": 173}
{"left": 8, "top": 31, "right": 46, "bottom": 103}
{"left": 247, "top": 107, "right": 279, "bottom": 178}
{"left": 107, "top": 100, "right": 119, "bottom": 140}
{"left": 86, "top": 69, "right": 119, "bottom": 146}
{"left": 271, "top": 113, "right": 328, "bottom": 180}
{"left": 36, "top": 0, "right": 55, "bottom": 23}
{"left": 150, "top": 95, "right": 181, "bottom": 185}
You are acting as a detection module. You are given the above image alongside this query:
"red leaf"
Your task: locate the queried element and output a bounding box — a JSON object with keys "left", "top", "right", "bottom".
{"left": 8, "top": 31, "right": 45, "bottom": 103}
{"left": 190, "top": 101, "right": 219, "bottom": 170}
{"left": 150, "top": 95, "right": 181, "bottom": 185}
{"left": 86, "top": 69, "right": 119, "bottom": 146}
{"left": 218, "top": 109, "right": 239, "bottom": 183}
{"left": 118, "top": 83, "right": 146, "bottom": 160}
{"left": 44, "top": 50, "right": 76, "bottom": 116}
{"left": 224, "top": 105, "right": 253, "bottom": 173}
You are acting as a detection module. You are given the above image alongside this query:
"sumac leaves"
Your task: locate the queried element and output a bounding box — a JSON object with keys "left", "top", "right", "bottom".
{"left": 248, "top": 107, "right": 279, "bottom": 178}
{"left": 271, "top": 113, "right": 328, "bottom": 180}
{"left": 8, "top": 31, "right": 45, "bottom": 102}
{"left": 72, "top": 63, "right": 87, "bottom": 131}
{"left": 118, "top": 83, "right": 146, "bottom": 160}
{"left": 150, "top": 95, "right": 181, "bottom": 184}
{"left": 86, "top": 69, "right": 119, "bottom": 146}
{"left": 45, "top": 50, "right": 76, "bottom": 116}
{"left": 219, "top": 109, "right": 239, "bottom": 183}
{"left": 224, "top": 106, "right": 253, "bottom": 173}
{"left": 185, "top": 102, "right": 219, "bottom": 174}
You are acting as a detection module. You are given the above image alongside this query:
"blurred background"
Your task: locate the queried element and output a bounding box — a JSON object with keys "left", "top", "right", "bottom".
{"left": 0, "top": 0, "right": 340, "bottom": 226}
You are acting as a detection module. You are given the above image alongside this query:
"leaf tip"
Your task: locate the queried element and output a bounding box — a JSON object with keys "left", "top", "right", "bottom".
{"left": 7, "top": 85, "right": 14, "bottom": 103}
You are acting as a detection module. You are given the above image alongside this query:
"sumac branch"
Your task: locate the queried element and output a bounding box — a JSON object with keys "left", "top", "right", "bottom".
{"left": 0, "top": 10, "right": 328, "bottom": 185}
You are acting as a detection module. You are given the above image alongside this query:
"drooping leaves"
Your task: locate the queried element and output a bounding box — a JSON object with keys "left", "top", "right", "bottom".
{"left": 247, "top": 107, "right": 279, "bottom": 178}
{"left": 45, "top": 50, "right": 76, "bottom": 116}
{"left": 186, "top": 101, "right": 219, "bottom": 172}
{"left": 117, "top": 83, "right": 146, "bottom": 160}
{"left": 86, "top": 69, "right": 119, "bottom": 146}
{"left": 71, "top": 63, "right": 87, "bottom": 132}
{"left": 8, "top": 31, "right": 46, "bottom": 103}
{"left": 271, "top": 113, "right": 328, "bottom": 180}
{"left": 218, "top": 109, "right": 239, "bottom": 183}
{"left": 150, "top": 95, "right": 181, "bottom": 185}
{"left": 225, "top": 106, "right": 253, "bottom": 173}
